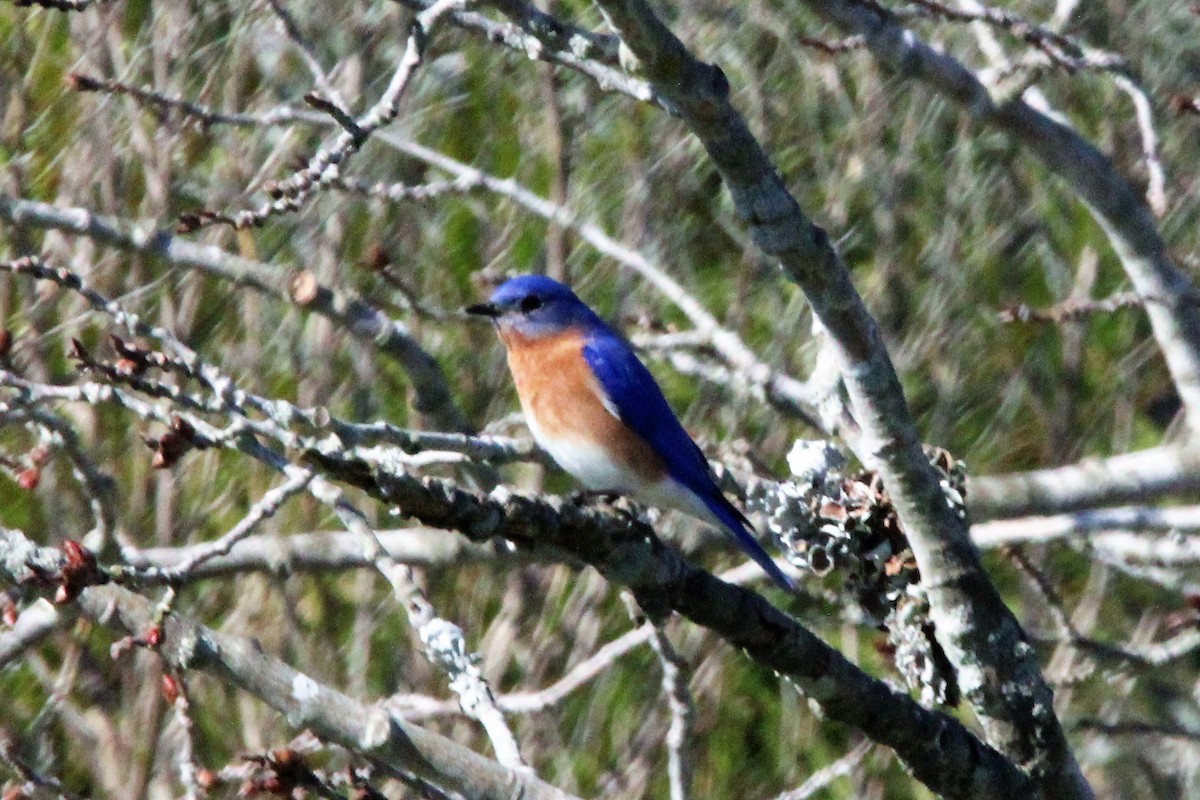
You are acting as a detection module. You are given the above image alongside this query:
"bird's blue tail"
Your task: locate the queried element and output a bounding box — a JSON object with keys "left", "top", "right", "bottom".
{"left": 699, "top": 490, "right": 796, "bottom": 592}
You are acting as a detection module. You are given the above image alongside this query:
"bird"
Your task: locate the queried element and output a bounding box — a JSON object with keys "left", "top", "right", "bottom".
{"left": 466, "top": 274, "right": 796, "bottom": 592}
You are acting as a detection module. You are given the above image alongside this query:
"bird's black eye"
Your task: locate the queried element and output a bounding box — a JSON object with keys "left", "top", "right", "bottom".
{"left": 519, "top": 295, "right": 543, "bottom": 313}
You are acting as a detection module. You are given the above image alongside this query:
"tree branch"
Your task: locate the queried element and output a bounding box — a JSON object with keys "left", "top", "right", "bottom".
{"left": 301, "top": 451, "right": 1031, "bottom": 799}
{"left": 0, "top": 529, "right": 572, "bottom": 800}
{"left": 588, "top": 0, "right": 1085, "bottom": 794}
{"left": 0, "top": 199, "right": 470, "bottom": 431}
{"left": 122, "top": 527, "right": 532, "bottom": 579}
{"left": 181, "top": 0, "right": 471, "bottom": 230}
{"left": 969, "top": 445, "right": 1200, "bottom": 520}
{"left": 972, "top": 505, "right": 1200, "bottom": 548}
{"left": 0, "top": 491, "right": 1028, "bottom": 797}
{"left": 799, "top": 0, "right": 1200, "bottom": 432}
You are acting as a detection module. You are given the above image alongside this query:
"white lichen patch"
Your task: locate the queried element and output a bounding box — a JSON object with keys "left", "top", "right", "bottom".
{"left": 360, "top": 708, "right": 393, "bottom": 750}
{"left": 174, "top": 631, "right": 200, "bottom": 668}
{"left": 291, "top": 673, "right": 321, "bottom": 703}
{"left": 786, "top": 439, "right": 845, "bottom": 482}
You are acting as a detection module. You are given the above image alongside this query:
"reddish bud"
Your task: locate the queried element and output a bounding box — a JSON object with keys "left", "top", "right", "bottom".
{"left": 65, "top": 73, "right": 103, "bottom": 92}
{"left": 110, "top": 636, "right": 134, "bottom": 660}
{"left": 114, "top": 358, "right": 140, "bottom": 376}
{"left": 351, "top": 782, "right": 387, "bottom": 800}
{"left": 171, "top": 416, "right": 195, "bottom": 438}
{"left": 53, "top": 540, "right": 105, "bottom": 604}
{"left": 62, "top": 540, "right": 95, "bottom": 570}
{"left": 161, "top": 673, "right": 180, "bottom": 703}
{"left": 195, "top": 770, "right": 219, "bottom": 791}
{"left": 109, "top": 625, "right": 161, "bottom": 657}
{"left": 251, "top": 777, "right": 283, "bottom": 796}
{"left": 144, "top": 626, "right": 162, "bottom": 647}
{"left": 288, "top": 270, "right": 320, "bottom": 306}
{"left": 16, "top": 468, "right": 40, "bottom": 490}
{"left": 0, "top": 328, "right": 12, "bottom": 357}
{"left": 146, "top": 419, "right": 195, "bottom": 469}
{"left": 1170, "top": 94, "right": 1200, "bottom": 115}
{"left": 151, "top": 434, "right": 183, "bottom": 468}
{"left": 177, "top": 214, "right": 203, "bottom": 234}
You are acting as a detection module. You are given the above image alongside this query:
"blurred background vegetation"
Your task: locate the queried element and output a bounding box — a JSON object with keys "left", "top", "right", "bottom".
{"left": 1, "top": 0, "right": 1198, "bottom": 798}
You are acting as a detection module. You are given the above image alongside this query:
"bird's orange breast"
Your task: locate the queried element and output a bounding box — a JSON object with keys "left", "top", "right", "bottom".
{"left": 501, "top": 327, "right": 665, "bottom": 478}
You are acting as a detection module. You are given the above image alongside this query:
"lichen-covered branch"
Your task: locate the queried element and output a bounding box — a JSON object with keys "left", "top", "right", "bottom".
{"left": 298, "top": 450, "right": 1030, "bottom": 798}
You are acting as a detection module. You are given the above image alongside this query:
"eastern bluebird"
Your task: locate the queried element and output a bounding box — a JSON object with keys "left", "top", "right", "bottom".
{"left": 467, "top": 274, "right": 796, "bottom": 592}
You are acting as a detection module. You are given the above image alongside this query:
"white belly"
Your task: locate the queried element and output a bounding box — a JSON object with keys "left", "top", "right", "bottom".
{"left": 529, "top": 421, "right": 642, "bottom": 492}
{"left": 529, "top": 418, "right": 719, "bottom": 525}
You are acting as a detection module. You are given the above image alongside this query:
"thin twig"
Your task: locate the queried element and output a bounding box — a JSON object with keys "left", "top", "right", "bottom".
{"left": 67, "top": 73, "right": 320, "bottom": 128}
{"left": 1111, "top": 75, "right": 1168, "bottom": 216}
{"left": 1074, "top": 719, "right": 1200, "bottom": 743}
{"left": 0, "top": 406, "right": 118, "bottom": 554}
{"left": 183, "top": 0, "right": 472, "bottom": 230}
{"left": 905, "top": 0, "right": 1106, "bottom": 71}
{"left": 0, "top": 599, "right": 67, "bottom": 669}
{"left": 167, "top": 675, "right": 204, "bottom": 800}
{"left": 58, "top": 56, "right": 819, "bottom": 426}
{"left": 647, "top": 622, "right": 693, "bottom": 800}
{"left": 796, "top": 34, "right": 866, "bottom": 54}
{"left": 0, "top": 228, "right": 470, "bottom": 432}
{"left": 997, "top": 290, "right": 1200, "bottom": 324}
{"left": 1004, "top": 548, "right": 1200, "bottom": 668}
{"left": 265, "top": 0, "right": 348, "bottom": 107}
{"left": 121, "top": 472, "right": 312, "bottom": 584}
{"left": 0, "top": 729, "right": 88, "bottom": 800}
{"left": 775, "top": 739, "right": 873, "bottom": 800}
{"left": 0, "top": 528, "right": 572, "bottom": 800}
{"left": 971, "top": 505, "right": 1200, "bottom": 547}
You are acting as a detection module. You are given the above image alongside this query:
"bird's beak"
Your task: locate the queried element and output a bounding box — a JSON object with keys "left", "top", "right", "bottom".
{"left": 465, "top": 302, "right": 501, "bottom": 318}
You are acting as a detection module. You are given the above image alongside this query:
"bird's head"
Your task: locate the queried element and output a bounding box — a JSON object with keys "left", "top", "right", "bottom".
{"left": 466, "top": 274, "right": 599, "bottom": 340}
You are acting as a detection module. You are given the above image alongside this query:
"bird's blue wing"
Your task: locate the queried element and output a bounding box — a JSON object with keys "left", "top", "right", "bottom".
{"left": 581, "top": 330, "right": 714, "bottom": 490}
{"left": 582, "top": 330, "right": 796, "bottom": 591}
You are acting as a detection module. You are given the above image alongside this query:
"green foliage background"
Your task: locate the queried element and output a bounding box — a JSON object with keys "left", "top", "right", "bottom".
{"left": 1, "top": 1, "right": 1198, "bottom": 798}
